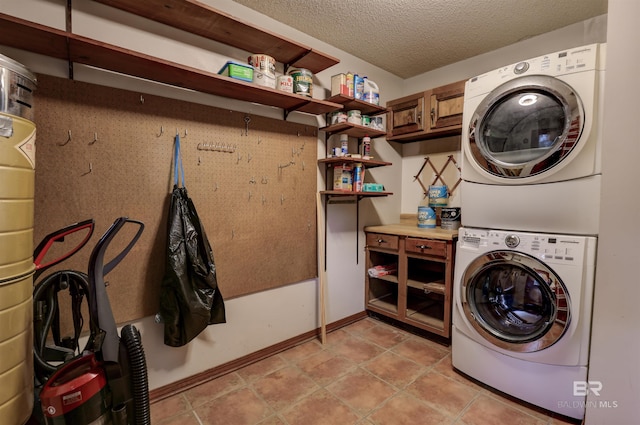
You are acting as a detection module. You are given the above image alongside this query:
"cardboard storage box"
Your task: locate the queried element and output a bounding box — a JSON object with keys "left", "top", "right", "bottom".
{"left": 333, "top": 163, "right": 353, "bottom": 191}
{"left": 331, "top": 73, "right": 350, "bottom": 97}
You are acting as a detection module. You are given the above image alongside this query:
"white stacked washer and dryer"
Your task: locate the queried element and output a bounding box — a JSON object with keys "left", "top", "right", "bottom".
{"left": 452, "top": 44, "right": 605, "bottom": 420}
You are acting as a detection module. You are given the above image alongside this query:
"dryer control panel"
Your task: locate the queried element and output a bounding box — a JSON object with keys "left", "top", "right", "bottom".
{"left": 465, "top": 43, "right": 605, "bottom": 99}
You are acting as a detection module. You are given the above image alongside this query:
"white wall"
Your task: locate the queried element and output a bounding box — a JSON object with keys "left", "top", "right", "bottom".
{"left": 586, "top": 0, "right": 640, "bottom": 422}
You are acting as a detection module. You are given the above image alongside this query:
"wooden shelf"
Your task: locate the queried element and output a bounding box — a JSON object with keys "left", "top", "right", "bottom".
{"left": 318, "top": 157, "right": 391, "bottom": 169}
{"left": 407, "top": 279, "right": 445, "bottom": 295}
{"left": 93, "top": 0, "right": 339, "bottom": 74}
{"left": 406, "top": 309, "right": 445, "bottom": 330}
{"left": 326, "top": 95, "right": 387, "bottom": 116}
{"left": 320, "top": 190, "right": 393, "bottom": 197}
{"left": 373, "top": 274, "right": 399, "bottom": 284}
{"left": 368, "top": 294, "right": 398, "bottom": 314}
{"left": 0, "top": 13, "right": 342, "bottom": 116}
{"left": 320, "top": 122, "right": 386, "bottom": 138}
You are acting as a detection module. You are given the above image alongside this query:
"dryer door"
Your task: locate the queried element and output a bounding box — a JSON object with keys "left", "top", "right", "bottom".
{"left": 460, "top": 250, "right": 570, "bottom": 353}
{"left": 468, "top": 75, "right": 584, "bottom": 179}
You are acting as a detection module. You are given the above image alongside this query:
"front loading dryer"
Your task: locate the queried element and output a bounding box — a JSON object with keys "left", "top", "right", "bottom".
{"left": 460, "top": 44, "right": 606, "bottom": 235}
{"left": 451, "top": 227, "right": 597, "bottom": 420}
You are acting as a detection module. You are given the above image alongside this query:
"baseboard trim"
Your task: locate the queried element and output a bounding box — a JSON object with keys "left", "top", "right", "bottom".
{"left": 148, "top": 311, "right": 368, "bottom": 403}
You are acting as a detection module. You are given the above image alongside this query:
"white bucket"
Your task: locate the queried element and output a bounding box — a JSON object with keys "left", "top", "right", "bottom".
{"left": 248, "top": 54, "right": 276, "bottom": 78}
{"left": 248, "top": 54, "right": 276, "bottom": 89}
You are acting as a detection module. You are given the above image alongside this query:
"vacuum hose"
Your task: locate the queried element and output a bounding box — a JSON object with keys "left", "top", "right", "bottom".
{"left": 120, "top": 324, "right": 151, "bottom": 425}
{"left": 32, "top": 270, "right": 91, "bottom": 383}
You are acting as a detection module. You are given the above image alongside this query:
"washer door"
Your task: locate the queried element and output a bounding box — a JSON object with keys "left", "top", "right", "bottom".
{"left": 460, "top": 250, "right": 570, "bottom": 352}
{"left": 468, "top": 75, "right": 584, "bottom": 179}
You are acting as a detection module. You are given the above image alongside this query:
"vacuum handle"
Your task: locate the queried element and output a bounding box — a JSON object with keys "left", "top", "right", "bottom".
{"left": 88, "top": 217, "right": 144, "bottom": 364}
{"left": 33, "top": 219, "right": 95, "bottom": 276}
{"left": 99, "top": 218, "right": 145, "bottom": 277}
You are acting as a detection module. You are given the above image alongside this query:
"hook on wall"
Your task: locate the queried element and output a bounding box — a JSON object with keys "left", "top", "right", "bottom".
{"left": 58, "top": 130, "right": 72, "bottom": 146}
{"left": 89, "top": 132, "right": 98, "bottom": 145}
{"left": 81, "top": 162, "right": 93, "bottom": 176}
{"left": 157, "top": 126, "right": 164, "bottom": 137}
{"left": 243, "top": 115, "right": 251, "bottom": 136}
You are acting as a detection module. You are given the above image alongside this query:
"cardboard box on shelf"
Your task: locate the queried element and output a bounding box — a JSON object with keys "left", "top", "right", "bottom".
{"left": 333, "top": 163, "right": 353, "bottom": 191}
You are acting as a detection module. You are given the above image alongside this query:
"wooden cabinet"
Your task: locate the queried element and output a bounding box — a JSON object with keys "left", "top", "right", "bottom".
{"left": 386, "top": 79, "right": 465, "bottom": 143}
{"left": 365, "top": 227, "right": 457, "bottom": 339}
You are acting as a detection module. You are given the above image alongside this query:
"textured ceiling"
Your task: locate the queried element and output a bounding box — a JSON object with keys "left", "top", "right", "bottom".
{"left": 232, "top": 0, "right": 608, "bottom": 78}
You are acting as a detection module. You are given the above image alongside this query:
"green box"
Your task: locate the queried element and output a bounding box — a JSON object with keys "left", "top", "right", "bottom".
{"left": 363, "top": 183, "right": 384, "bottom": 192}
{"left": 218, "top": 61, "right": 253, "bottom": 82}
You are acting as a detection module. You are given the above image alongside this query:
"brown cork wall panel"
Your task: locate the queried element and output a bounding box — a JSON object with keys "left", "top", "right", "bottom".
{"left": 33, "top": 74, "right": 317, "bottom": 325}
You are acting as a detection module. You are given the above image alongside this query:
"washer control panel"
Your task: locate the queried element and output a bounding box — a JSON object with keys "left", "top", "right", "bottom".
{"left": 458, "top": 227, "right": 593, "bottom": 265}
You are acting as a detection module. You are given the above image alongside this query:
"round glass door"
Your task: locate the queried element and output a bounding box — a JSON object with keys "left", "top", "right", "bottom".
{"left": 460, "top": 250, "right": 570, "bottom": 352}
{"left": 468, "top": 75, "right": 584, "bottom": 178}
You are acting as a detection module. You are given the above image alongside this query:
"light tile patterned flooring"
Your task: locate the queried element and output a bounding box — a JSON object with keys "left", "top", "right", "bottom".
{"left": 151, "top": 317, "right": 580, "bottom": 425}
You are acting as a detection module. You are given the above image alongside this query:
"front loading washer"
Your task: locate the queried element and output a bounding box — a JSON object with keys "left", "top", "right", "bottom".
{"left": 451, "top": 227, "right": 596, "bottom": 420}
{"left": 460, "top": 44, "right": 606, "bottom": 235}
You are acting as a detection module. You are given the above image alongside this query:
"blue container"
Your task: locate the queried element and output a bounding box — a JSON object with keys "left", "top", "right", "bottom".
{"left": 428, "top": 185, "right": 449, "bottom": 207}
{"left": 417, "top": 206, "right": 436, "bottom": 228}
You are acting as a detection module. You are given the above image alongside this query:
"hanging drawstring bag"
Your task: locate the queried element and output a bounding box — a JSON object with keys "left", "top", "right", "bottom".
{"left": 159, "top": 134, "right": 226, "bottom": 347}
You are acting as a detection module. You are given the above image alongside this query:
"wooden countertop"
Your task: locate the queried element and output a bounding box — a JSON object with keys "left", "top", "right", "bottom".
{"left": 364, "top": 223, "right": 458, "bottom": 241}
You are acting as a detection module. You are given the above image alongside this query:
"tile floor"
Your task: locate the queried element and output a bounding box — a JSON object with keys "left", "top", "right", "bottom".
{"left": 151, "top": 317, "right": 581, "bottom": 425}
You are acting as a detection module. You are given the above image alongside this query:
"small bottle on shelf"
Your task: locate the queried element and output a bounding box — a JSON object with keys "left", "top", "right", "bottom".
{"left": 340, "top": 134, "right": 349, "bottom": 156}
{"left": 362, "top": 135, "right": 371, "bottom": 159}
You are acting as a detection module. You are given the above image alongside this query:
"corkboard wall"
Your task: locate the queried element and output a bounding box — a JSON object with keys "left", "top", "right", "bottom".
{"left": 33, "top": 75, "right": 317, "bottom": 325}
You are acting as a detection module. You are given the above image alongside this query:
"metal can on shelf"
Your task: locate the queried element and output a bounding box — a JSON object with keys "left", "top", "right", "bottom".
{"left": 287, "top": 68, "right": 313, "bottom": 97}
{"left": 277, "top": 75, "right": 293, "bottom": 93}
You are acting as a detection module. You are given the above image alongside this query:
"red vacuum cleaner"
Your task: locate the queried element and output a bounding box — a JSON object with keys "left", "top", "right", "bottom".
{"left": 32, "top": 217, "right": 150, "bottom": 425}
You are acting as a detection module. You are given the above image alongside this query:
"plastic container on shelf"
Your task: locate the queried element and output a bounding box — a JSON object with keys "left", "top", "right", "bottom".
{"left": 218, "top": 61, "right": 253, "bottom": 82}
{"left": 354, "top": 74, "right": 365, "bottom": 100}
{"left": 347, "top": 110, "right": 361, "bottom": 124}
{"left": 363, "top": 78, "right": 380, "bottom": 105}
